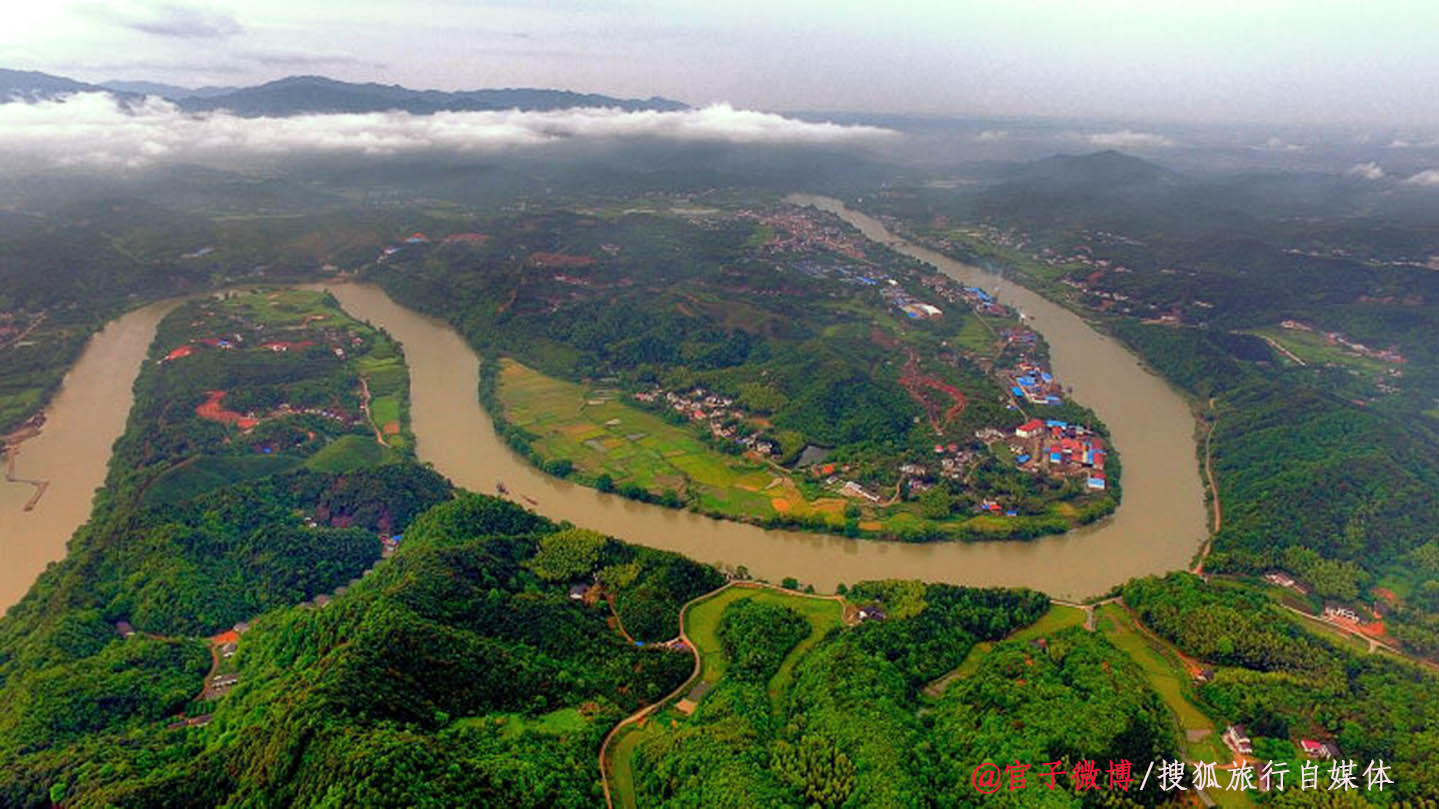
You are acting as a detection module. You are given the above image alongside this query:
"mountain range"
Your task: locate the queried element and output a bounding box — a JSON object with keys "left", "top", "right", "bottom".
{"left": 0, "top": 68, "right": 688, "bottom": 115}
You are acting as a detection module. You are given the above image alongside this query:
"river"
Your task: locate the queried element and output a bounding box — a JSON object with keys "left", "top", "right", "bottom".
{"left": 1, "top": 298, "right": 180, "bottom": 610}
{"left": 0, "top": 198, "right": 1208, "bottom": 610}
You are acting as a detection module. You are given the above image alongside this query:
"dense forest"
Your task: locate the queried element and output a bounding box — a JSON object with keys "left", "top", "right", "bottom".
{"left": 631, "top": 581, "right": 1180, "bottom": 809}
{"left": 1124, "top": 573, "right": 1439, "bottom": 803}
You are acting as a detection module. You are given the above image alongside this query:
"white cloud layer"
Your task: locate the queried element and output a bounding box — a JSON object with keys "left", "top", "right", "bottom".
{"left": 1346, "top": 161, "right": 1385, "bottom": 180}
{"left": 1263, "top": 135, "right": 1304, "bottom": 152}
{"left": 973, "top": 129, "right": 1008, "bottom": 142}
{"left": 0, "top": 92, "right": 896, "bottom": 172}
{"left": 1084, "top": 129, "right": 1175, "bottom": 149}
{"left": 1403, "top": 169, "right": 1439, "bottom": 186}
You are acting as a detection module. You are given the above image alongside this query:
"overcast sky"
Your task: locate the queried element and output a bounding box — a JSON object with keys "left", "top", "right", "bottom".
{"left": 4, "top": 0, "right": 1438, "bottom": 128}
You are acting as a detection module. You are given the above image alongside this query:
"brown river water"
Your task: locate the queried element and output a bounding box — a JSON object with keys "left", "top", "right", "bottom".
{"left": 0, "top": 197, "right": 1207, "bottom": 610}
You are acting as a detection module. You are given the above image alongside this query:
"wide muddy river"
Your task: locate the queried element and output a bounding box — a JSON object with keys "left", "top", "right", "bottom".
{"left": 0, "top": 197, "right": 1207, "bottom": 610}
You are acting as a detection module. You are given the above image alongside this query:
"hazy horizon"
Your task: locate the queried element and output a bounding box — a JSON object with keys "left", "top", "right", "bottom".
{"left": 4, "top": 1, "right": 1439, "bottom": 130}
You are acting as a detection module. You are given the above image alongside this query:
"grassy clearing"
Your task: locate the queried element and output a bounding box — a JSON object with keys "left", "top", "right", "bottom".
{"left": 369, "top": 394, "right": 401, "bottom": 426}
{"left": 1095, "top": 604, "right": 1214, "bottom": 734}
{"left": 303, "top": 434, "right": 390, "bottom": 473}
{"left": 609, "top": 722, "right": 663, "bottom": 809}
{"left": 683, "top": 586, "right": 844, "bottom": 697}
{"left": 1246, "top": 326, "right": 1391, "bottom": 376}
{"left": 142, "top": 454, "right": 303, "bottom": 507}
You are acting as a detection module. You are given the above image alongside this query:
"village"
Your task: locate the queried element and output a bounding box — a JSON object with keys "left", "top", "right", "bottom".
{"left": 157, "top": 305, "right": 376, "bottom": 436}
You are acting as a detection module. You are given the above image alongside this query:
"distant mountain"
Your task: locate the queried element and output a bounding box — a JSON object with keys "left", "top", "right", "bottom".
{"left": 0, "top": 68, "right": 132, "bottom": 102}
{"left": 974, "top": 150, "right": 1244, "bottom": 235}
{"left": 1002, "top": 150, "right": 1181, "bottom": 192}
{"left": 3, "top": 68, "right": 686, "bottom": 115}
{"left": 176, "top": 75, "right": 688, "bottom": 116}
{"left": 99, "top": 80, "right": 236, "bottom": 99}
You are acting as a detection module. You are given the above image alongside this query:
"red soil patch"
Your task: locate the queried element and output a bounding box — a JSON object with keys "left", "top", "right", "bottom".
{"left": 443, "top": 233, "right": 490, "bottom": 244}
{"left": 196, "top": 390, "right": 259, "bottom": 430}
{"left": 382, "top": 420, "right": 401, "bottom": 435}
{"left": 1373, "top": 587, "right": 1399, "bottom": 606}
{"left": 528, "top": 251, "right": 595, "bottom": 268}
{"left": 899, "top": 351, "right": 967, "bottom": 434}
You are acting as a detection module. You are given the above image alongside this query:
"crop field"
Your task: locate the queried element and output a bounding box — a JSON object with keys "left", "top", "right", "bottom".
{"left": 498, "top": 359, "right": 852, "bottom": 521}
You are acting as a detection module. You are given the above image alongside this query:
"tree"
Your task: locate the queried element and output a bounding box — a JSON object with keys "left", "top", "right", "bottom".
{"left": 528, "top": 528, "right": 607, "bottom": 581}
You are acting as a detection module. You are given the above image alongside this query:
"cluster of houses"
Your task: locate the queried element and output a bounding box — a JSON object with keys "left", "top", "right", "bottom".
{"left": 1223, "top": 724, "right": 1341, "bottom": 770}
{"left": 920, "top": 276, "right": 1014, "bottom": 318}
{"left": 745, "top": 208, "right": 870, "bottom": 262}
{"left": 635, "top": 386, "right": 781, "bottom": 457}
{"left": 880, "top": 281, "right": 945, "bottom": 320}
{"left": 1013, "top": 418, "right": 1108, "bottom": 489}
{"left": 929, "top": 442, "right": 980, "bottom": 481}
{"left": 1007, "top": 362, "right": 1065, "bottom": 406}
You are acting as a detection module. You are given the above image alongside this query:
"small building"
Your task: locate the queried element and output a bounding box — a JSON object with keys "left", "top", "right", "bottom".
{"left": 1015, "top": 418, "right": 1045, "bottom": 438}
{"left": 1196, "top": 668, "right": 1216, "bottom": 683}
{"left": 114, "top": 621, "right": 136, "bottom": 639}
{"left": 1222, "top": 724, "right": 1253, "bottom": 756}
{"left": 1299, "top": 739, "right": 1333, "bottom": 759}
{"left": 858, "top": 604, "right": 887, "bottom": 622}
{"left": 1087, "top": 472, "right": 1107, "bottom": 490}
{"left": 569, "top": 583, "right": 591, "bottom": 601}
{"left": 1264, "top": 571, "right": 1296, "bottom": 588}
{"left": 1323, "top": 605, "right": 1361, "bottom": 623}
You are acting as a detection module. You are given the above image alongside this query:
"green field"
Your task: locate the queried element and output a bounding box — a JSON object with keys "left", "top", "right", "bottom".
{"left": 303, "top": 434, "right": 392, "bottom": 472}
{"left": 609, "top": 722, "right": 662, "bottom": 809}
{"left": 498, "top": 359, "right": 846, "bottom": 523}
{"left": 1095, "top": 604, "right": 1215, "bottom": 736}
{"left": 142, "top": 454, "right": 304, "bottom": 507}
{"left": 683, "top": 585, "right": 845, "bottom": 700}
{"left": 1247, "top": 325, "right": 1393, "bottom": 376}
{"left": 369, "top": 394, "right": 401, "bottom": 427}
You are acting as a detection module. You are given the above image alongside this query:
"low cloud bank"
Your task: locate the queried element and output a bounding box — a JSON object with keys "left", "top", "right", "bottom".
{"left": 0, "top": 92, "right": 897, "bottom": 172}
{"left": 1085, "top": 129, "right": 1175, "bottom": 149}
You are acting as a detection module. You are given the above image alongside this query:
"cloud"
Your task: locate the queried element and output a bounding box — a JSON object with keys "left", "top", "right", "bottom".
{"left": 1403, "top": 169, "right": 1439, "bottom": 187}
{"left": 1263, "top": 136, "right": 1304, "bottom": 152}
{"left": 1346, "top": 162, "right": 1385, "bottom": 180}
{"left": 97, "top": 1, "right": 242, "bottom": 39}
{"left": 1388, "top": 137, "right": 1439, "bottom": 149}
{"left": 973, "top": 129, "right": 1008, "bottom": 142}
{"left": 0, "top": 93, "right": 897, "bottom": 173}
{"left": 237, "top": 49, "right": 380, "bottom": 68}
{"left": 1084, "top": 129, "right": 1175, "bottom": 149}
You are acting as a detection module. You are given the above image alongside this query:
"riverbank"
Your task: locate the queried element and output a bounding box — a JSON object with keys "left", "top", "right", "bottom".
{"left": 7, "top": 275, "right": 1209, "bottom": 609}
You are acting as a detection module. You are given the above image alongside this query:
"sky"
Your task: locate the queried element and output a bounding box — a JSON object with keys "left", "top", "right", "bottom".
{"left": 2, "top": 0, "right": 1439, "bottom": 128}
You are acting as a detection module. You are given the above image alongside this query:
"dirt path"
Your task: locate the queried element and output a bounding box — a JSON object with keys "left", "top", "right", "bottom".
{"left": 1280, "top": 604, "right": 1437, "bottom": 671}
{"left": 1192, "top": 408, "right": 1221, "bottom": 574}
{"left": 0, "top": 311, "right": 46, "bottom": 349}
{"left": 598, "top": 581, "right": 853, "bottom": 809}
{"left": 1259, "top": 335, "right": 1306, "bottom": 366}
{"left": 357, "top": 376, "right": 389, "bottom": 447}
